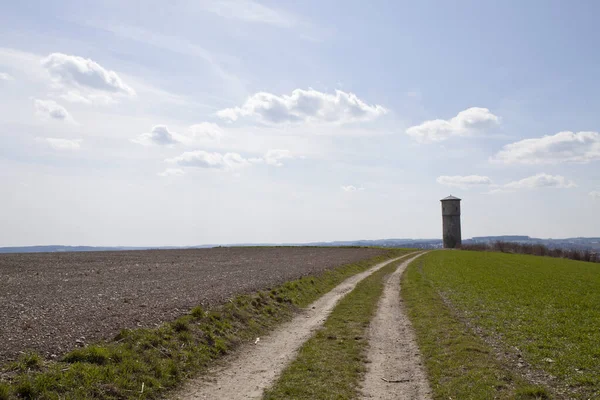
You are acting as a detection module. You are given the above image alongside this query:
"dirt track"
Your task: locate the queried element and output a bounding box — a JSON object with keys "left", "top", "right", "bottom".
{"left": 175, "top": 254, "right": 411, "bottom": 400}
{"left": 360, "top": 253, "right": 431, "bottom": 399}
{"left": 0, "top": 247, "right": 386, "bottom": 362}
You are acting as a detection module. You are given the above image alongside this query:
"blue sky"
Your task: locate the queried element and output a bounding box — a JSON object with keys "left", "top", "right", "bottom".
{"left": 1, "top": 0, "right": 599, "bottom": 246}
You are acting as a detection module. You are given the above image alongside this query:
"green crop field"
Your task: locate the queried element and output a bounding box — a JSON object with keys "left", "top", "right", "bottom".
{"left": 402, "top": 250, "right": 600, "bottom": 399}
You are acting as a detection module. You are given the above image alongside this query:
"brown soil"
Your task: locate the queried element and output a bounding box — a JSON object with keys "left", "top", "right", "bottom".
{"left": 0, "top": 247, "right": 385, "bottom": 362}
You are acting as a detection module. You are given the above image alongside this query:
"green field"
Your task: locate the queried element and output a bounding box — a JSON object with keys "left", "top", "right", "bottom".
{"left": 402, "top": 250, "right": 600, "bottom": 399}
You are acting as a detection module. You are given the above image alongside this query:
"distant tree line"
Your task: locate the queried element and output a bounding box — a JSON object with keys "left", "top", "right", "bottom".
{"left": 461, "top": 241, "right": 600, "bottom": 264}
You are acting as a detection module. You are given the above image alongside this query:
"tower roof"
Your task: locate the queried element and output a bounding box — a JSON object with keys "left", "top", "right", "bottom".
{"left": 441, "top": 195, "right": 461, "bottom": 201}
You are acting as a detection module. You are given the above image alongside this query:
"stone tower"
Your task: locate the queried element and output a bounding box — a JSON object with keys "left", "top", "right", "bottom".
{"left": 441, "top": 195, "right": 462, "bottom": 248}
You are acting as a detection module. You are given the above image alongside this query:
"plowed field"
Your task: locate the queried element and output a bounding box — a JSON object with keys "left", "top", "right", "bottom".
{"left": 0, "top": 247, "right": 386, "bottom": 362}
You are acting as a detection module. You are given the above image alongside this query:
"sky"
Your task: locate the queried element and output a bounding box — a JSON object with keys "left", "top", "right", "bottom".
{"left": 1, "top": 0, "right": 599, "bottom": 246}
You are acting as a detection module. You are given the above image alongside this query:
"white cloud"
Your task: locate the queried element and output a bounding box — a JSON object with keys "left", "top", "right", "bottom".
{"left": 133, "top": 125, "right": 180, "bottom": 146}
{"left": 158, "top": 168, "right": 185, "bottom": 177}
{"left": 202, "top": 0, "right": 296, "bottom": 28}
{"left": 34, "top": 99, "right": 75, "bottom": 123}
{"left": 165, "top": 148, "right": 297, "bottom": 171}
{"left": 589, "top": 191, "right": 600, "bottom": 199}
{"left": 492, "top": 131, "right": 600, "bottom": 164}
{"left": 504, "top": 173, "right": 576, "bottom": 189}
{"left": 489, "top": 173, "right": 576, "bottom": 194}
{"left": 135, "top": 124, "right": 224, "bottom": 147}
{"left": 41, "top": 53, "right": 135, "bottom": 102}
{"left": 406, "top": 107, "right": 500, "bottom": 143}
{"left": 166, "top": 150, "right": 253, "bottom": 170}
{"left": 436, "top": 175, "right": 492, "bottom": 189}
{"left": 341, "top": 185, "right": 365, "bottom": 192}
{"left": 42, "top": 138, "right": 82, "bottom": 151}
{"left": 188, "top": 123, "right": 223, "bottom": 140}
{"left": 0, "top": 72, "right": 13, "bottom": 81}
{"left": 264, "top": 149, "right": 294, "bottom": 166}
{"left": 217, "top": 89, "right": 387, "bottom": 125}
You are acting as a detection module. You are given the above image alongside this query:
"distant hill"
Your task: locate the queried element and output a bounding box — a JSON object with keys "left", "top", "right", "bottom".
{"left": 471, "top": 235, "right": 531, "bottom": 242}
{"left": 302, "top": 238, "right": 442, "bottom": 248}
{"left": 0, "top": 245, "right": 213, "bottom": 254}
{"left": 1, "top": 236, "right": 599, "bottom": 254}
{"left": 0, "top": 240, "right": 440, "bottom": 254}
{"left": 467, "top": 236, "right": 600, "bottom": 252}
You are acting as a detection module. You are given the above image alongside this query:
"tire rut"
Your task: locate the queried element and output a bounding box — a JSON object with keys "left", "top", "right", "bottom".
{"left": 360, "top": 252, "right": 432, "bottom": 400}
{"left": 173, "top": 254, "right": 415, "bottom": 400}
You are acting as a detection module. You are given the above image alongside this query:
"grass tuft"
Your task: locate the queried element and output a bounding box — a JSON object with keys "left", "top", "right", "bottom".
{"left": 13, "top": 378, "right": 37, "bottom": 400}
{"left": 0, "top": 384, "right": 10, "bottom": 400}
{"left": 171, "top": 317, "right": 191, "bottom": 333}
{"left": 63, "top": 345, "right": 111, "bottom": 365}
{"left": 515, "top": 385, "right": 551, "bottom": 399}
{"left": 7, "top": 352, "right": 43, "bottom": 372}
{"left": 190, "top": 305, "right": 205, "bottom": 319}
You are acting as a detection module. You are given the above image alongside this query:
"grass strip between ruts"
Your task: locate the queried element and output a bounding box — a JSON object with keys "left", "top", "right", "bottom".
{"left": 400, "top": 251, "right": 551, "bottom": 399}
{"left": 0, "top": 248, "right": 413, "bottom": 400}
{"left": 262, "top": 253, "right": 413, "bottom": 399}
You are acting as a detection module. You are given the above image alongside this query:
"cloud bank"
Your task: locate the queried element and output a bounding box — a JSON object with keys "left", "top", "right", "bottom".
{"left": 133, "top": 125, "right": 180, "bottom": 146}
{"left": 217, "top": 88, "right": 387, "bottom": 124}
{"left": 34, "top": 99, "right": 74, "bottom": 123}
{"left": 492, "top": 131, "right": 600, "bottom": 164}
{"left": 188, "top": 123, "right": 223, "bottom": 140}
{"left": 165, "top": 151, "right": 253, "bottom": 170}
{"left": 165, "top": 148, "right": 296, "bottom": 171}
{"left": 436, "top": 175, "right": 492, "bottom": 189}
{"left": 42, "top": 138, "right": 82, "bottom": 151}
{"left": 407, "top": 107, "right": 500, "bottom": 143}
{"left": 263, "top": 149, "right": 294, "bottom": 166}
{"left": 158, "top": 168, "right": 185, "bottom": 177}
{"left": 41, "top": 53, "right": 135, "bottom": 103}
{"left": 341, "top": 185, "right": 364, "bottom": 192}
{"left": 489, "top": 173, "right": 576, "bottom": 194}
